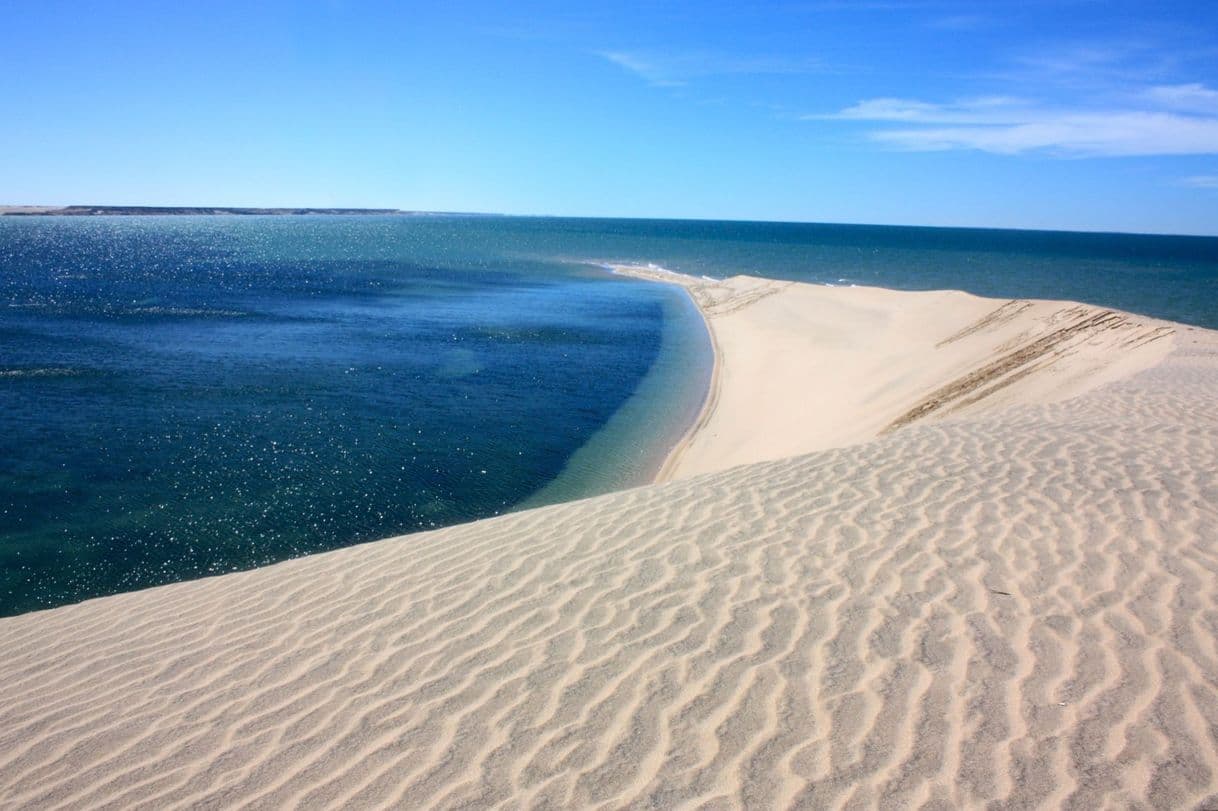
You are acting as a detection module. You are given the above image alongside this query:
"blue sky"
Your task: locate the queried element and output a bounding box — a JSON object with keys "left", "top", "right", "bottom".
{"left": 3, "top": 0, "right": 1218, "bottom": 234}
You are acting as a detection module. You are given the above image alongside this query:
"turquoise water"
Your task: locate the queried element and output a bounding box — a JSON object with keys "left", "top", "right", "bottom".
{"left": 2, "top": 215, "right": 1216, "bottom": 616}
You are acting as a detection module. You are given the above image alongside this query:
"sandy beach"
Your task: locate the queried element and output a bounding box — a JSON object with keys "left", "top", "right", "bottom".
{"left": 3, "top": 270, "right": 1218, "bottom": 808}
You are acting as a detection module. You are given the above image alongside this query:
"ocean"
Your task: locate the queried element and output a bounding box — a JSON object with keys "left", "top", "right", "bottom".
{"left": 2, "top": 215, "right": 1217, "bottom": 616}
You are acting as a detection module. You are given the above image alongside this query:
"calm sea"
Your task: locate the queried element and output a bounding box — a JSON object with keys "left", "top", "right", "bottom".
{"left": 2, "top": 215, "right": 1216, "bottom": 616}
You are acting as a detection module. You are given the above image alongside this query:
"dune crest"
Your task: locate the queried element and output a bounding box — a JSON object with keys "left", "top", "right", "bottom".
{"left": 3, "top": 279, "right": 1218, "bottom": 809}
{"left": 608, "top": 265, "right": 1175, "bottom": 481}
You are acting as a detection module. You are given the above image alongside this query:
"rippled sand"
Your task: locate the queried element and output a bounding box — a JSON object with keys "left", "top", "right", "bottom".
{"left": 2, "top": 280, "right": 1217, "bottom": 809}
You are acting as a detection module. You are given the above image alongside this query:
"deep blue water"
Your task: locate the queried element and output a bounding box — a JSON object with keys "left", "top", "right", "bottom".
{"left": 2, "top": 214, "right": 1217, "bottom": 616}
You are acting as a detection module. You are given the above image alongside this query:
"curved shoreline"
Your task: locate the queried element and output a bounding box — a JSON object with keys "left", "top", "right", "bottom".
{"left": 652, "top": 305, "right": 719, "bottom": 483}
{"left": 599, "top": 264, "right": 724, "bottom": 485}
{"left": 519, "top": 274, "right": 712, "bottom": 507}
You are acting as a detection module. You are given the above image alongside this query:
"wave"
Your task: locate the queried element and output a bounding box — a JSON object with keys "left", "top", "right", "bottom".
{"left": 127, "top": 306, "right": 247, "bottom": 317}
{"left": 0, "top": 367, "right": 81, "bottom": 379}
{"left": 5, "top": 302, "right": 247, "bottom": 317}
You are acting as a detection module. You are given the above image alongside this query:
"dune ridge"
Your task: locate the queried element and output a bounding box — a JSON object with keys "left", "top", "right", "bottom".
{"left": 607, "top": 265, "right": 1175, "bottom": 481}
{"left": 3, "top": 280, "right": 1218, "bottom": 809}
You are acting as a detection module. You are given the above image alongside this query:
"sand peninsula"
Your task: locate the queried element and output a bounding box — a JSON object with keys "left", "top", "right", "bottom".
{"left": 3, "top": 268, "right": 1218, "bottom": 808}
{"left": 606, "top": 265, "right": 1176, "bottom": 479}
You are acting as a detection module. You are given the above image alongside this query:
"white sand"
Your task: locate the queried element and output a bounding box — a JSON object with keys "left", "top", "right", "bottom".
{"left": 2, "top": 274, "right": 1217, "bottom": 809}
{"left": 607, "top": 266, "right": 1175, "bottom": 480}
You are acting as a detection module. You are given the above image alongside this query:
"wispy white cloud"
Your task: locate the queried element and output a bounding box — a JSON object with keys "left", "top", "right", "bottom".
{"left": 1016, "top": 44, "right": 1139, "bottom": 77}
{"left": 1005, "top": 41, "right": 1180, "bottom": 87}
{"left": 599, "top": 51, "right": 686, "bottom": 87}
{"left": 1180, "top": 175, "right": 1218, "bottom": 189}
{"left": 874, "top": 112, "right": 1218, "bottom": 156}
{"left": 816, "top": 96, "right": 1032, "bottom": 124}
{"left": 1144, "top": 83, "right": 1218, "bottom": 113}
{"left": 598, "top": 50, "right": 822, "bottom": 87}
{"left": 816, "top": 86, "right": 1218, "bottom": 157}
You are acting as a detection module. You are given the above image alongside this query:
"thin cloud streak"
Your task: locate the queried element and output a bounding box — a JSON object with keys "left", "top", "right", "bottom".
{"left": 813, "top": 96, "right": 1033, "bottom": 124}
{"left": 874, "top": 113, "right": 1218, "bottom": 156}
{"left": 1180, "top": 175, "right": 1218, "bottom": 189}
{"left": 598, "top": 49, "right": 824, "bottom": 87}
{"left": 1145, "top": 83, "right": 1218, "bottom": 113}
{"left": 973, "top": 39, "right": 1193, "bottom": 94}
{"left": 599, "top": 51, "right": 687, "bottom": 87}
{"left": 819, "top": 88, "right": 1218, "bottom": 157}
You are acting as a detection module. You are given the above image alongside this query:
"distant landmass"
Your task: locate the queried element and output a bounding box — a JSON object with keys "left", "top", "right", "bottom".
{"left": 0, "top": 206, "right": 496, "bottom": 216}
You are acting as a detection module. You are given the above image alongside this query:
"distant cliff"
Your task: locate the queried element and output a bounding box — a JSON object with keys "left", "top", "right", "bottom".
{"left": 0, "top": 205, "right": 406, "bottom": 216}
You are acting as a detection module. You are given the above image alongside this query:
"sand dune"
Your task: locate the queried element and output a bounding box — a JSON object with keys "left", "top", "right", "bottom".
{"left": 2, "top": 280, "right": 1218, "bottom": 809}
{"left": 608, "top": 265, "right": 1175, "bottom": 480}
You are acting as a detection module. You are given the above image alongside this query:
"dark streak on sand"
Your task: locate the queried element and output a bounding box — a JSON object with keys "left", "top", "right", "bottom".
{"left": 886, "top": 304, "right": 1175, "bottom": 433}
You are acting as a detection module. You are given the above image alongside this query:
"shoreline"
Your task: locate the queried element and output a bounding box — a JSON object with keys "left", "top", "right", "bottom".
{"left": 598, "top": 264, "right": 724, "bottom": 484}
{"left": 517, "top": 275, "right": 711, "bottom": 508}
{"left": 653, "top": 309, "right": 719, "bottom": 483}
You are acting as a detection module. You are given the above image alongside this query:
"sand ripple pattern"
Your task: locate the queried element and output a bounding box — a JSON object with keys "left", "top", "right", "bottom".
{"left": 2, "top": 337, "right": 1218, "bottom": 809}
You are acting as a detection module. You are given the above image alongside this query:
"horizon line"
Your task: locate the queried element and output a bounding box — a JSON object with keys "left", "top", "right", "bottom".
{"left": 2, "top": 204, "right": 1216, "bottom": 240}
